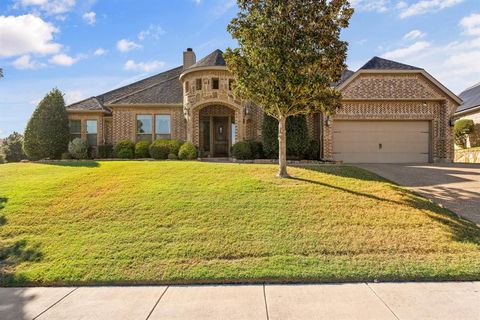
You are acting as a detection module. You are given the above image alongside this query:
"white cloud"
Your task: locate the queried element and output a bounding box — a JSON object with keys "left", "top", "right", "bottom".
{"left": 82, "top": 11, "right": 96, "bottom": 25}
{"left": 65, "top": 89, "right": 88, "bottom": 104}
{"left": 16, "top": 0, "right": 77, "bottom": 15}
{"left": 94, "top": 48, "right": 107, "bottom": 56}
{"left": 350, "top": 0, "right": 389, "bottom": 12}
{"left": 12, "top": 54, "right": 44, "bottom": 70}
{"left": 124, "top": 60, "right": 165, "bottom": 72}
{"left": 399, "top": 0, "right": 463, "bottom": 19}
{"left": 383, "top": 41, "right": 431, "bottom": 59}
{"left": 138, "top": 25, "right": 166, "bottom": 41}
{"left": 460, "top": 13, "right": 480, "bottom": 36}
{"left": 403, "top": 30, "right": 426, "bottom": 41}
{"left": 0, "top": 14, "right": 61, "bottom": 58}
{"left": 116, "top": 39, "right": 142, "bottom": 52}
{"left": 49, "top": 53, "right": 77, "bottom": 66}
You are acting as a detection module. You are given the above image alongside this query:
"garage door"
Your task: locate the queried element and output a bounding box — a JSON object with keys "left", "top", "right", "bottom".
{"left": 333, "top": 121, "right": 430, "bottom": 163}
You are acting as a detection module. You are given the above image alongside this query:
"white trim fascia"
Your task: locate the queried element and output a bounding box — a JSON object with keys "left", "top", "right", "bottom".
{"left": 454, "top": 105, "right": 480, "bottom": 118}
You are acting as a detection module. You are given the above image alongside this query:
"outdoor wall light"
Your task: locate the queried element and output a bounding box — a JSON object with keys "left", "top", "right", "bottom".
{"left": 325, "top": 115, "right": 333, "bottom": 127}
{"left": 422, "top": 102, "right": 428, "bottom": 107}
{"left": 449, "top": 118, "right": 456, "bottom": 127}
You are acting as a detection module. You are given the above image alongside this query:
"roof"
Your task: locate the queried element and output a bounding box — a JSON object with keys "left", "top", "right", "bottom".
{"left": 188, "top": 49, "right": 226, "bottom": 69}
{"left": 66, "top": 97, "right": 109, "bottom": 113}
{"left": 457, "top": 82, "right": 480, "bottom": 114}
{"left": 360, "top": 56, "right": 422, "bottom": 71}
{"left": 332, "top": 69, "right": 355, "bottom": 87}
{"left": 66, "top": 66, "right": 183, "bottom": 112}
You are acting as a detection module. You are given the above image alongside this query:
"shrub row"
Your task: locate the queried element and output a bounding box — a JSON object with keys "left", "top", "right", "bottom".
{"left": 114, "top": 139, "right": 197, "bottom": 160}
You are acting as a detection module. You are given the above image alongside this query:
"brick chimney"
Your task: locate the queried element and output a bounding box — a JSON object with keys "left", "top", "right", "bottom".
{"left": 183, "top": 48, "right": 196, "bottom": 69}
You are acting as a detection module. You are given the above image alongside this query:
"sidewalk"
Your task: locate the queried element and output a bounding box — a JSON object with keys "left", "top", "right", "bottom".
{"left": 1, "top": 282, "right": 479, "bottom": 320}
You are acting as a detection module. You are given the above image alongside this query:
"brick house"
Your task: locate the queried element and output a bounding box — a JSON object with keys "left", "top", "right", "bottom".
{"left": 66, "top": 49, "right": 461, "bottom": 163}
{"left": 455, "top": 83, "right": 480, "bottom": 147}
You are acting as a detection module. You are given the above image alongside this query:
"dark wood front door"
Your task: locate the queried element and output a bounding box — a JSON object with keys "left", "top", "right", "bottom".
{"left": 213, "top": 117, "right": 229, "bottom": 157}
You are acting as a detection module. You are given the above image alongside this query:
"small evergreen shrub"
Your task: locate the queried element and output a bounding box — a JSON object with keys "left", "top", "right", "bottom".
{"left": 167, "top": 139, "right": 183, "bottom": 156}
{"left": 168, "top": 153, "right": 178, "bottom": 160}
{"left": 98, "top": 145, "right": 114, "bottom": 158}
{"left": 178, "top": 142, "right": 197, "bottom": 160}
{"left": 61, "top": 152, "right": 72, "bottom": 160}
{"left": 304, "top": 140, "right": 320, "bottom": 160}
{"left": 135, "top": 141, "right": 151, "bottom": 158}
{"left": 262, "top": 115, "right": 278, "bottom": 158}
{"left": 454, "top": 119, "right": 475, "bottom": 149}
{"left": 115, "top": 140, "right": 135, "bottom": 159}
{"left": 232, "top": 141, "right": 253, "bottom": 160}
{"left": 68, "top": 138, "right": 89, "bottom": 159}
{"left": 149, "top": 140, "right": 171, "bottom": 159}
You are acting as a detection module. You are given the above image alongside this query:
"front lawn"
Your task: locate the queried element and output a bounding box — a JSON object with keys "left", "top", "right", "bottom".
{"left": 0, "top": 161, "right": 479, "bottom": 285}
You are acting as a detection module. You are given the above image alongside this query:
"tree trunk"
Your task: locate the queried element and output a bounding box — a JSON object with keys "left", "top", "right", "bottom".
{"left": 277, "top": 115, "right": 289, "bottom": 178}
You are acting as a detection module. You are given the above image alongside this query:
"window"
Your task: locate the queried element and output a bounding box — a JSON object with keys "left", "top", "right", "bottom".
{"left": 86, "top": 120, "right": 98, "bottom": 146}
{"left": 69, "top": 120, "right": 81, "bottom": 140}
{"left": 212, "top": 78, "right": 219, "bottom": 90}
{"left": 231, "top": 121, "right": 236, "bottom": 144}
{"left": 136, "top": 115, "right": 153, "bottom": 142}
{"left": 228, "top": 79, "right": 234, "bottom": 91}
{"left": 185, "top": 81, "right": 189, "bottom": 93}
{"left": 196, "top": 78, "right": 202, "bottom": 91}
{"left": 155, "top": 115, "right": 171, "bottom": 140}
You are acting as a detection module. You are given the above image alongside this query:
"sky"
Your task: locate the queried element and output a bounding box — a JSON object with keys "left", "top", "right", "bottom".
{"left": 0, "top": 0, "right": 480, "bottom": 138}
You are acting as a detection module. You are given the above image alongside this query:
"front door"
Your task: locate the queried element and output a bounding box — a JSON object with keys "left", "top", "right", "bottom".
{"left": 213, "top": 117, "right": 229, "bottom": 157}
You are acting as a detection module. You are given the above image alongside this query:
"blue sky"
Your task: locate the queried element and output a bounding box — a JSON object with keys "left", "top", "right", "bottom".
{"left": 1, "top": 0, "right": 480, "bottom": 137}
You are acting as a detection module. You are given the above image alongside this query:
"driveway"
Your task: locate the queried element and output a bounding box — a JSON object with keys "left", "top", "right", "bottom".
{"left": 356, "top": 163, "right": 480, "bottom": 225}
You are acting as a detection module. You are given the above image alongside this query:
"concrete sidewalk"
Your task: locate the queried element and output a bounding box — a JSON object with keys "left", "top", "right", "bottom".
{"left": 1, "top": 282, "right": 479, "bottom": 320}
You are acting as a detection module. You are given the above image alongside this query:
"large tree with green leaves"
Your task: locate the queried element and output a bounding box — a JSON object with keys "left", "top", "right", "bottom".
{"left": 24, "top": 88, "right": 70, "bottom": 160}
{"left": 225, "top": 0, "right": 353, "bottom": 177}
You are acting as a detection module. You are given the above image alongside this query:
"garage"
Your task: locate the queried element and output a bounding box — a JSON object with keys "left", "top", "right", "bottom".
{"left": 332, "top": 121, "right": 430, "bottom": 163}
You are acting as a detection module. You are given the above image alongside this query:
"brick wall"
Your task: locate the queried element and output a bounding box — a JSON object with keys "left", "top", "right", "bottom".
{"left": 67, "top": 112, "right": 105, "bottom": 146}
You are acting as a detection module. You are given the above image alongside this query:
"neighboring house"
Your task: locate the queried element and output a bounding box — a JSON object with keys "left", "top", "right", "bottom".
{"left": 455, "top": 83, "right": 480, "bottom": 147}
{"left": 66, "top": 49, "right": 461, "bottom": 163}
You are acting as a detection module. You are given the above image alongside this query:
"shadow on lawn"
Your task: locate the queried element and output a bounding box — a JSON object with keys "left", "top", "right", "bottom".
{"left": 292, "top": 166, "right": 480, "bottom": 246}
{"left": 0, "top": 196, "right": 44, "bottom": 319}
{"left": 39, "top": 161, "right": 100, "bottom": 168}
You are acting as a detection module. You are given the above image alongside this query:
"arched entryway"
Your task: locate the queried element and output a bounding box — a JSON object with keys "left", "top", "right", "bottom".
{"left": 198, "top": 105, "right": 237, "bottom": 158}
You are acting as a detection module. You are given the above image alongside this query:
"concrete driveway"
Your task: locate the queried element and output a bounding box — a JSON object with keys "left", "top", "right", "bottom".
{"left": 357, "top": 163, "right": 480, "bottom": 225}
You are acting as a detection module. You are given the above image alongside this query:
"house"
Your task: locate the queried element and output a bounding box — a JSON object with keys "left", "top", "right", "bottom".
{"left": 66, "top": 49, "right": 461, "bottom": 163}
{"left": 455, "top": 83, "right": 480, "bottom": 147}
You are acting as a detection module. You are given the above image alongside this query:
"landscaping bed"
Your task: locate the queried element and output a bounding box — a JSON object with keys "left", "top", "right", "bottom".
{"left": 0, "top": 161, "right": 479, "bottom": 285}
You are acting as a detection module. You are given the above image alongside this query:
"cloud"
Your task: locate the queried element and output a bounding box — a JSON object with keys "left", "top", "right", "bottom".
{"left": 403, "top": 30, "right": 426, "bottom": 41}
{"left": 399, "top": 0, "right": 463, "bottom": 19}
{"left": 460, "top": 13, "right": 480, "bottom": 36}
{"left": 49, "top": 53, "right": 78, "bottom": 66}
{"left": 380, "top": 14, "right": 480, "bottom": 93}
{"left": 94, "top": 48, "right": 107, "bottom": 56}
{"left": 82, "top": 11, "right": 96, "bottom": 25}
{"left": 117, "top": 39, "right": 142, "bottom": 52}
{"left": 383, "top": 41, "right": 431, "bottom": 59}
{"left": 124, "top": 60, "right": 165, "bottom": 72}
{"left": 16, "top": 0, "right": 77, "bottom": 15}
{"left": 350, "top": 0, "right": 389, "bottom": 12}
{"left": 65, "top": 89, "right": 88, "bottom": 104}
{"left": 0, "top": 14, "right": 61, "bottom": 58}
{"left": 12, "top": 54, "right": 45, "bottom": 70}
{"left": 138, "top": 25, "right": 166, "bottom": 41}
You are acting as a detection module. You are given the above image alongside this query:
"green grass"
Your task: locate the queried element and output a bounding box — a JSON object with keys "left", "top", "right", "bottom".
{"left": 0, "top": 161, "right": 479, "bottom": 285}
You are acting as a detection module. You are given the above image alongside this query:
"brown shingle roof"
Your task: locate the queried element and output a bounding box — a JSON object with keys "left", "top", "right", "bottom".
{"left": 187, "top": 49, "right": 226, "bottom": 70}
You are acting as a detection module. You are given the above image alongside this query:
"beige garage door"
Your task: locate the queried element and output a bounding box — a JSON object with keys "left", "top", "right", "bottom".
{"left": 333, "top": 121, "right": 430, "bottom": 163}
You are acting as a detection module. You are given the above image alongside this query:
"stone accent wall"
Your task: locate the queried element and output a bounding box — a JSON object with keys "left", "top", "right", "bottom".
{"left": 321, "top": 72, "right": 459, "bottom": 163}
{"left": 110, "top": 106, "right": 186, "bottom": 144}
{"left": 67, "top": 113, "right": 105, "bottom": 145}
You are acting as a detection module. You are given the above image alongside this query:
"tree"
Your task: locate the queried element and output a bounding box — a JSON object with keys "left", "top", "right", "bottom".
{"left": 0, "top": 68, "right": 3, "bottom": 78}
{"left": 225, "top": 0, "right": 353, "bottom": 177}
{"left": 1, "top": 132, "right": 26, "bottom": 162}
{"left": 454, "top": 119, "right": 475, "bottom": 149}
{"left": 24, "top": 88, "right": 70, "bottom": 159}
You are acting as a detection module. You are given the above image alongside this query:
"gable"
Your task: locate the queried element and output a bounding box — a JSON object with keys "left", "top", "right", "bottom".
{"left": 340, "top": 72, "right": 456, "bottom": 103}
